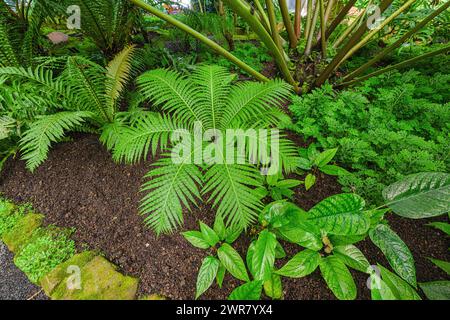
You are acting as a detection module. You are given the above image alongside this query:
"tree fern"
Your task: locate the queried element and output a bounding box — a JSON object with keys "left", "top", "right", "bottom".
{"left": 19, "top": 111, "right": 93, "bottom": 171}
{"left": 115, "top": 65, "right": 299, "bottom": 234}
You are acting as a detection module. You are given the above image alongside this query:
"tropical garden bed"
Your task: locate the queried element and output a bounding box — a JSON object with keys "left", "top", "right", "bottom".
{"left": 0, "top": 0, "right": 449, "bottom": 301}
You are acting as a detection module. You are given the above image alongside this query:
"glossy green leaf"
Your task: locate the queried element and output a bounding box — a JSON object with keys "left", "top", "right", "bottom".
{"left": 216, "top": 263, "right": 226, "bottom": 288}
{"left": 314, "top": 148, "right": 338, "bottom": 167}
{"left": 429, "top": 258, "right": 450, "bottom": 275}
{"left": 200, "top": 222, "right": 220, "bottom": 247}
{"left": 275, "top": 240, "right": 286, "bottom": 259}
{"left": 319, "top": 256, "right": 357, "bottom": 300}
{"left": 276, "top": 179, "right": 302, "bottom": 189}
{"left": 383, "top": 172, "right": 450, "bottom": 219}
{"left": 225, "top": 224, "right": 242, "bottom": 244}
{"left": 369, "top": 224, "right": 416, "bottom": 287}
{"left": 319, "top": 165, "right": 350, "bottom": 176}
{"left": 182, "top": 231, "right": 210, "bottom": 249}
{"left": 427, "top": 222, "right": 450, "bottom": 236}
{"left": 218, "top": 243, "right": 250, "bottom": 282}
{"left": 419, "top": 281, "right": 450, "bottom": 300}
{"left": 370, "top": 272, "right": 397, "bottom": 300}
{"left": 275, "top": 249, "right": 320, "bottom": 278}
{"left": 328, "top": 234, "right": 366, "bottom": 246}
{"left": 196, "top": 256, "right": 219, "bottom": 299}
{"left": 298, "top": 157, "right": 312, "bottom": 170}
{"left": 246, "top": 241, "right": 256, "bottom": 278}
{"left": 305, "top": 173, "right": 316, "bottom": 191}
{"left": 264, "top": 273, "right": 283, "bottom": 300}
{"left": 374, "top": 265, "right": 421, "bottom": 300}
{"left": 252, "top": 230, "right": 277, "bottom": 281}
{"left": 228, "top": 280, "right": 263, "bottom": 300}
{"left": 334, "top": 245, "right": 370, "bottom": 273}
{"left": 213, "top": 216, "right": 227, "bottom": 240}
{"left": 308, "top": 194, "right": 369, "bottom": 235}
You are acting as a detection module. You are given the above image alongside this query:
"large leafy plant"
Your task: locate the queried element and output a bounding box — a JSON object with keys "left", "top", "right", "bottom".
{"left": 112, "top": 65, "right": 299, "bottom": 234}
{"left": 184, "top": 172, "right": 450, "bottom": 300}
{"left": 0, "top": 45, "right": 137, "bottom": 171}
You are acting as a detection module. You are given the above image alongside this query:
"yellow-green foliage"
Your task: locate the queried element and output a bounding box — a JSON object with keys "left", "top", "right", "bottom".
{"left": 1, "top": 213, "right": 44, "bottom": 253}
{"left": 50, "top": 255, "right": 139, "bottom": 300}
{"left": 0, "top": 199, "right": 20, "bottom": 236}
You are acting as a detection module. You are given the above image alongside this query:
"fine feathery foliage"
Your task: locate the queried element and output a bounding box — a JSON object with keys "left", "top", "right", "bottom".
{"left": 113, "top": 65, "right": 297, "bottom": 234}
{"left": 0, "top": 45, "right": 137, "bottom": 171}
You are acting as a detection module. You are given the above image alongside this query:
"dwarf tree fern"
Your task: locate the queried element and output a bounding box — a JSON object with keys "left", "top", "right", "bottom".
{"left": 113, "top": 65, "right": 299, "bottom": 234}
{"left": 0, "top": 45, "right": 137, "bottom": 171}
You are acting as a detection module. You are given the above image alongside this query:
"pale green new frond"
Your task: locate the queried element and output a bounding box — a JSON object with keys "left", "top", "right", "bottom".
{"left": 203, "top": 162, "right": 264, "bottom": 229}
{"left": 0, "top": 116, "right": 15, "bottom": 140}
{"left": 191, "top": 65, "right": 233, "bottom": 130}
{"left": 137, "top": 69, "right": 202, "bottom": 126}
{"left": 112, "top": 112, "right": 182, "bottom": 164}
{"left": 19, "top": 111, "right": 93, "bottom": 171}
{"left": 140, "top": 154, "right": 203, "bottom": 235}
{"left": 220, "top": 80, "right": 292, "bottom": 128}
{"left": 106, "top": 44, "right": 136, "bottom": 108}
{"left": 66, "top": 56, "right": 111, "bottom": 123}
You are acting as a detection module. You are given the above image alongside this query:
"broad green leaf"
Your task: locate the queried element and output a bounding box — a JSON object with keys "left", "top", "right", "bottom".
{"left": 276, "top": 179, "right": 302, "bottom": 189}
{"left": 334, "top": 245, "right": 370, "bottom": 273}
{"left": 277, "top": 220, "right": 322, "bottom": 251}
{"left": 298, "top": 157, "right": 312, "bottom": 170}
{"left": 252, "top": 230, "right": 277, "bottom": 281}
{"left": 218, "top": 243, "right": 250, "bottom": 282}
{"left": 225, "top": 224, "right": 242, "bottom": 244}
{"left": 228, "top": 280, "right": 263, "bottom": 300}
{"left": 427, "top": 222, "right": 450, "bottom": 236}
{"left": 200, "top": 222, "right": 220, "bottom": 247}
{"left": 246, "top": 241, "right": 256, "bottom": 278}
{"left": 370, "top": 272, "right": 397, "bottom": 300}
{"left": 319, "top": 256, "right": 357, "bottom": 300}
{"left": 259, "top": 201, "right": 299, "bottom": 228}
{"left": 182, "top": 231, "right": 210, "bottom": 249}
{"left": 264, "top": 273, "right": 283, "bottom": 300}
{"left": 275, "top": 249, "right": 320, "bottom": 278}
{"left": 275, "top": 240, "right": 286, "bottom": 259}
{"left": 314, "top": 148, "right": 338, "bottom": 167}
{"left": 308, "top": 194, "right": 369, "bottom": 235}
{"left": 375, "top": 265, "right": 421, "bottom": 300}
{"left": 319, "top": 165, "right": 350, "bottom": 176}
{"left": 216, "top": 263, "right": 226, "bottom": 288}
{"left": 428, "top": 258, "right": 450, "bottom": 275}
{"left": 419, "top": 281, "right": 450, "bottom": 300}
{"left": 305, "top": 173, "right": 316, "bottom": 191}
{"left": 383, "top": 172, "right": 450, "bottom": 219}
{"left": 213, "top": 216, "right": 227, "bottom": 240}
{"left": 364, "top": 208, "right": 389, "bottom": 227}
{"left": 328, "top": 234, "right": 366, "bottom": 246}
{"left": 196, "top": 256, "right": 219, "bottom": 299}
{"left": 369, "top": 224, "right": 416, "bottom": 287}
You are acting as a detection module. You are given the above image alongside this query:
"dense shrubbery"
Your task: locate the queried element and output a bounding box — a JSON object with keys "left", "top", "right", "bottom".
{"left": 289, "top": 69, "right": 449, "bottom": 204}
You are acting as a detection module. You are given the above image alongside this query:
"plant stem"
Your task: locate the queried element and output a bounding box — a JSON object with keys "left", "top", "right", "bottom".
{"left": 339, "top": 45, "right": 450, "bottom": 87}
{"left": 294, "top": 0, "right": 302, "bottom": 39}
{"left": 266, "top": 0, "right": 283, "bottom": 52}
{"left": 344, "top": 0, "right": 450, "bottom": 82}
{"left": 304, "top": 0, "right": 314, "bottom": 44}
{"left": 305, "top": 0, "right": 320, "bottom": 56}
{"left": 127, "top": 0, "right": 269, "bottom": 82}
{"left": 325, "top": 0, "right": 357, "bottom": 39}
{"left": 319, "top": 0, "right": 327, "bottom": 58}
{"left": 278, "top": 0, "right": 297, "bottom": 48}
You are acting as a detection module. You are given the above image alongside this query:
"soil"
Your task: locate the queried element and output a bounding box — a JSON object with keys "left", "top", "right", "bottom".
{"left": 0, "top": 134, "right": 448, "bottom": 300}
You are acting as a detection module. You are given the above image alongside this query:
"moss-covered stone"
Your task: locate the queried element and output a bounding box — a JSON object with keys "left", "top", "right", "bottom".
{"left": 139, "top": 294, "right": 167, "bottom": 300}
{"left": 0, "top": 200, "right": 15, "bottom": 217}
{"left": 1, "top": 213, "right": 44, "bottom": 253}
{"left": 50, "top": 255, "right": 139, "bottom": 300}
{"left": 40, "top": 251, "right": 97, "bottom": 296}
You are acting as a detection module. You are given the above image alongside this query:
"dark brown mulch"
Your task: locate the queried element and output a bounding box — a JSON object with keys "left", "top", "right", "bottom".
{"left": 0, "top": 134, "right": 448, "bottom": 300}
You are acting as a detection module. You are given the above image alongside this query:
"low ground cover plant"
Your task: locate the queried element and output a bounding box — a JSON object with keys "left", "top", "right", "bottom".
{"left": 184, "top": 172, "right": 450, "bottom": 300}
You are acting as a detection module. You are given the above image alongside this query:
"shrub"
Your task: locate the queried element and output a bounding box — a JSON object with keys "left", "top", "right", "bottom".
{"left": 289, "top": 70, "right": 449, "bottom": 205}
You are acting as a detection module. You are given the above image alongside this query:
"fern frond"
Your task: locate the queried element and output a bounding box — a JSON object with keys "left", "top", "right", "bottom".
{"left": 140, "top": 153, "right": 203, "bottom": 235}
{"left": 19, "top": 111, "right": 93, "bottom": 171}
{"left": 220, "top": 80, "right": 292, "bottom": 128}
{"left": 0, "top": 116, "right": 15, "bottom": 140}
{"left": 191, "top": 65, "right": 233, "bottom": 130}
{"left": 105, "top": 44, "right": 136, "bottom": 108}
{"left": 65, "top": 56, "right": 111, "bottom": 123}
{"left": 203, "top": 161, "right": 264, "bottom": 229}
{"left": 137, "top": 69, "right": 202, "bottom": 126}
{"left": 112, "top": 112, "right": 183, "bottom": 164}
{"left": 0, "top": 18, "right": 18, "bottom": 67}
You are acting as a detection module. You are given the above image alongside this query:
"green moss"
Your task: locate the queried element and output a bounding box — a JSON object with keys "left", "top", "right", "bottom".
{"left": 41, "top": 251, "right": 97, "bottom": 296}
{"left": 1, "top": 213, "right": 44, "bottom": 253}
{"left": 51, "top": 256, "right": 139, "bottom": 300}
{"left": 14, "top": 231, "right": 76, "bottom": 283}
{"left": 0, "top": 200, "right": 22, "bottom": 237}
{"left": 0, "top": 200, "right": 15, "bottom": 217}
{"left": 139, "top": 294, "right": 166, "bottom": 300}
